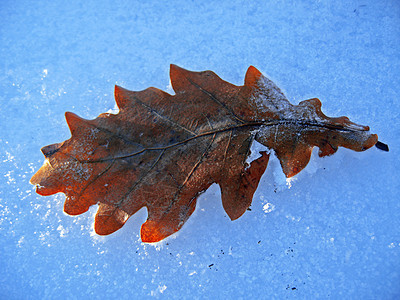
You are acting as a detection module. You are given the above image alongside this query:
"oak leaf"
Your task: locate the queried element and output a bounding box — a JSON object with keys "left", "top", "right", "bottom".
{"left": 30, "top": 65, "right": 384, "bottom": 243}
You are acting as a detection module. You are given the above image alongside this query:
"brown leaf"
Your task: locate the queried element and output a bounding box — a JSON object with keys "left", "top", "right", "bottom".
{"left": 30, "top": 65, "right": 380, "bottom": 242}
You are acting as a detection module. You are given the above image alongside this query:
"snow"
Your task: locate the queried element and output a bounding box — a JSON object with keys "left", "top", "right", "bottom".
{"left": 1, "top": 0, "right": 399, "bottom": 298}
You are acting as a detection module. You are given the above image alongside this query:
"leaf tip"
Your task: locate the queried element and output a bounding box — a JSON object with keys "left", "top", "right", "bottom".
{"left": 64, "top": 196, "right": 91, "bottom": 215}
{"left": 169, "top": 64, "right": 189, "bottom": 93}
{"left": 65, "top": 112, "right": 87, "bottom": 135}
{"left": 169, "top": 63, "right": 180, "bottom": 72}
{"left": 140, "top": 220, "right": 167, "bottom": 243}
{"left": 40, "top": 143, "right": 61, "bottom": 158}
{"left": 169, "top": 64, "right": 184, "bottom": 78}
{"left": 278, "top": 147, "right": 313, "bottom": 178}
{"left": 94, "top": 205, "right": 129, "bottom": 235}
{"left": 366, "top": 133, "right": 379, "bottom": 150}
{"left": 114, "top": 85, "right": 131, "bottom": 109}
{"left": 244, "top": 66, "right": 263, "bottom": 87}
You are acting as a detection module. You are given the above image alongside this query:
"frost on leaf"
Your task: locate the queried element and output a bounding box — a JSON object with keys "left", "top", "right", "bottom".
{"left": 30, "top": 64, "right": 384, "bottom": 243}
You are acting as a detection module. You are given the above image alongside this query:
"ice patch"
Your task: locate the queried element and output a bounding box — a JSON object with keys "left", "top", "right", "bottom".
{"left": 246, "top": 138, "right": 269, "bottom": 166}
{"left": 260, "top": 195, "right": 276, "bottom": 215}
{"left": 5, "top": 170, "right": 16, "bottom": 185}
{"left": 262, "top": 202, "right": 275, "bottom": 214}
{"left": 166, "top": 81, "right": 174, "bottom": 94}
{"left": 285, "top": 214, "right": 301, "bottom": 222}
{"left": 304, "top": 149, "right": 320, "bottom": 175}
{"left": 17, "top": 236, "right": 25, "bottom": 248}
{"left": 267, "top": 152, "right": 290, "bottom": 190}
{"left": 106, "top": 103, "right": 119, "bottom": 114}
{"left": 158, "top": 285, "right": 167, "bottom": 294}
{"left": 285, "top": 176, "right": 296, "bottom": 189}
{"left": 3, "top": 151, "right": 15, "bottom": 163}
{"left": 57, "top": 224, "right": 69, "bottom": 237}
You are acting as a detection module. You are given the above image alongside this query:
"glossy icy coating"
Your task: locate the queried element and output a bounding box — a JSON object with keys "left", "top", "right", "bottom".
{"left": 30, "top": 65, "right": 378, "bottom": 242}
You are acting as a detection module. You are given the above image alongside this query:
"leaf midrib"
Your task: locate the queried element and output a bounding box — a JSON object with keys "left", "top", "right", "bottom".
{"left": 80, "top": 118, "right": 360, "bottom": 163}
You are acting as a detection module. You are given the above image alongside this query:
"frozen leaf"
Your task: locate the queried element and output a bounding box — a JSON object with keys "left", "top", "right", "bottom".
{"left": 30, "top": 65, "right": 384, "bottom": 242}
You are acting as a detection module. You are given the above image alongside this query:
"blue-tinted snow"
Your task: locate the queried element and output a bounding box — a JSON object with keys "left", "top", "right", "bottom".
{"left": 1, "top": 0, "right": 399, "bottom": 298}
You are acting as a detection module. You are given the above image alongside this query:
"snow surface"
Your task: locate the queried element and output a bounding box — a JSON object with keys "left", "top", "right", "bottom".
{"left": 1, "top": 0, "right": 399, "bottom": 299}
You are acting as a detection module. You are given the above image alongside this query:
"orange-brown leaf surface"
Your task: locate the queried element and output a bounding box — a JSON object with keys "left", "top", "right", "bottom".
{"left": 30, "top": 65, "right": 381, "bottom": 242}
